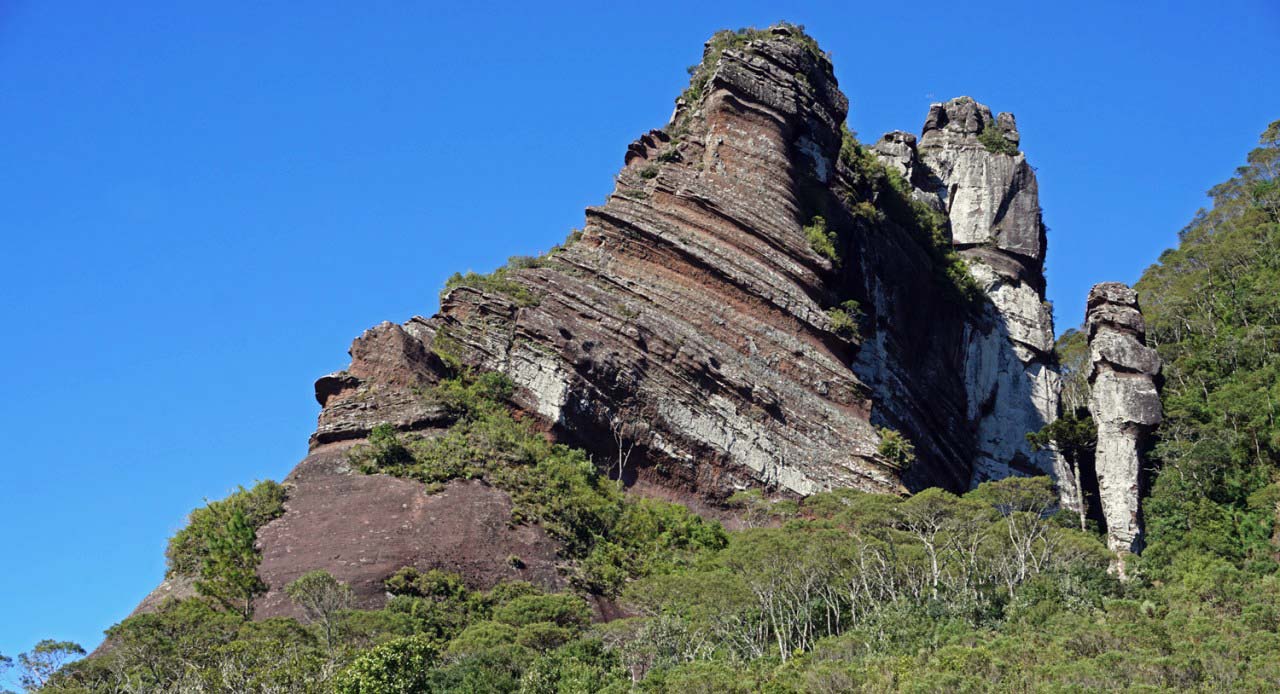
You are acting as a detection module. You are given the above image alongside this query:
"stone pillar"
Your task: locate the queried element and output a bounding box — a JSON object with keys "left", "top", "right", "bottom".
{"left": 1085, "top": 282, "right": 1162, "bottom": 565}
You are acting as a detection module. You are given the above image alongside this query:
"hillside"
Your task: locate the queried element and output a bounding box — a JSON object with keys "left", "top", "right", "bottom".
{"left": 11, "top": 24, "right": 1280, "bottom": 693}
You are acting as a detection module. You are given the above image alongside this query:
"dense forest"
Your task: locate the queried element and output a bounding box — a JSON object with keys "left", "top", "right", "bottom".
{"left": 4, "top": 123, "right": 1277, "bottom": 693}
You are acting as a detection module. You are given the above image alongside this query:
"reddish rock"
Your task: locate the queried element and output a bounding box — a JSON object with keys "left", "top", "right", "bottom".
{"left": 253, "top": 442, "right": 566, "bottom": 620}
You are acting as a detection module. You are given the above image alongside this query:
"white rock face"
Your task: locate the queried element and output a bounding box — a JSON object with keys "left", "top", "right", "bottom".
{"left": 903, "top": 97, "right": 1069, "bottom": 504}
{"left": 1086, "top": 282, "right": 1162, "bottom": 557}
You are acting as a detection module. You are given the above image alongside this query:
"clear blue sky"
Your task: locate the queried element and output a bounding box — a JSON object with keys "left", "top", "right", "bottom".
{"left": 2, "top": 0, "right": 1277, "bottom": 659}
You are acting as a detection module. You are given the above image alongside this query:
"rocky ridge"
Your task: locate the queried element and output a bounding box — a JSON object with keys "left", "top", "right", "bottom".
{"left": 128, "top": 25, "right": 1112, "bottom": 620}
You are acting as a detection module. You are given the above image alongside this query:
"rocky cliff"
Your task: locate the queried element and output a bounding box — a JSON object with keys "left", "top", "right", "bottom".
{"left": 130, "top": 25, "right": 1080, "bottom": 620}
{"left": 314, "top": 26, "right": 990, "bottom": 501}
{"left": 1085, "top": 282, "right": 1162, "bottom": 559}
{"left": 873, "top": 98, "right": 1067, "bottom": 498}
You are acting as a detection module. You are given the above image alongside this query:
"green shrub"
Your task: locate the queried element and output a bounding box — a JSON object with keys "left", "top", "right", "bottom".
{"left": 384, "top": 567, "right": 470, "bottom": 601}
{"left": 493, "top": 594, "right": 591, "bottom": 630}
{"left": 978, "top": 122, "right": 1019, "bottom": 155}
{"left": 195, "top": 504, "right": 269, "bottom": 618}
{"left": 441, "top": 264, "right": 541, "bottom": 307}
{"left": 827, "top": 299, "right": 863, "bottom": 339}
{"left": 875, "top": 427, "right": 915, "bottom": 469}
{"left": 655, "top": 147, "right": 680, "bottom": 163}
{"left": 804, "top": 215, "right": 838, "bottom": 261}
{"left": 333, "top": 634, "right": 438, "bottom": 694}
{"left": 165, "top": 480, "right": 287, "bottom": 578}
{"left": 351, "top": 372, "right": 624, "bottom": 560}
{"left": 837, "top": 125, "right": 984, "bottom": 309}
{"left": 675, "top": 24, "right": 827, "bottom": 122}
{"left": 446, "top": 621, "right": 520, "bottom": 657}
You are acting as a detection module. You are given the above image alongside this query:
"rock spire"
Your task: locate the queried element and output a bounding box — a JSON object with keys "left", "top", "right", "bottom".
{"left": 1085, "top": 282, "right": 1162, "bottom": 561}
{"left": 874, "top": 97, "right": 1068, "bottom": 498}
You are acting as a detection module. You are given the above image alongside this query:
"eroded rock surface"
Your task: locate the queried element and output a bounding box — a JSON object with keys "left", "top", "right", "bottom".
{"left": 121, "top": 27, "right": 1083, "bottom": 625}
{"left": 885, "top": 97, "right": 1067, "bottom": 499}
{"left": 329, "top": 27, "right": 986, "bottom": 500}
{"left": 305, "top": 47, "right": 1070, "bottom": 508}
{"left": 254, "top": 443, "right": 567, "bottom": 620}
{"left": 1086, "top": 282, "right": 1161, "bottom": 556}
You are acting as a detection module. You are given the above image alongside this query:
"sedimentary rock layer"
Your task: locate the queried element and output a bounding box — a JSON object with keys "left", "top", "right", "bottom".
{"left": 317, "top": 28, "right": 986, "bottom": 501}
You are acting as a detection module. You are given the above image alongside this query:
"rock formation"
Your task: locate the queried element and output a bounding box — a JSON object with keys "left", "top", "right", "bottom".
{"left": 125, "top": 26, "right": 1081, "bottom": 620}
{"left": 1085, "top": 282, "right": 1161, "bottom": 558}
{"left": 872, "top": 97, "right": 1067, "bottom": 499}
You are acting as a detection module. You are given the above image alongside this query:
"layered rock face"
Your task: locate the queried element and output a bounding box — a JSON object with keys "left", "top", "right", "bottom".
{"left": 128, "top": 27, "right": 1082, "bottom": 620}
{"left": 317, "top": 27, "right": 984, "bottom": 502}
{"left": 1086, "top": 283, "right": 1161, "bottom": 555}
{"left": 874, "top": 98, "right": 1067, "bottom": 497}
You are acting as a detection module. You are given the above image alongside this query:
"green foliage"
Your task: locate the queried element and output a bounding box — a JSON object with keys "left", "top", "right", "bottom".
{"left": 678, "top": 23, "right": 827, "bottom": 110}
{"left": 826, "top": 299, "right": 863, "bottom": 339}
{"left": 1026, "top": 407, "right": 1097, "bottom": 465}
{"left": 353, "top": 372, "right": 723, "bottom": 588}
{"left": 978, "top": 121, "right": 1019, "bottom": 155}
{"left": 442, "top": 265, "right": 541, "bottom": 307}
{"left": 493, "top": 595, "right": 591, "bottom": 630}
{"left": 580, "top": 498, "right": 728, "bottom": 595}
{"left": 446, "top": 621, "right": 521, "bottom": 657}
{"left": 333, "top": 635, "right": 438, "bottom": 694}
{"left": 617, "top": 479, "right": 1113, "bottom": 675}
{"left": 875, "top": 426, "right": 916, "bottom": 469}
{"left": 725, "top": 488, "right": 800, "bottom": 528}
{"left": 161, "top": 480, "right": 285, "bottom": 621}
{"left": 385, "top": 566, "right": 470, "bottom": 601}
{"left": 196, "top": 504, "right": 268, "bottom": 618}
{"left": 50, "top": 119, "right": 1280, "bottom": 694}
{"left": 1135, "top": 119, "right": 1280, "bottom": 576}
{"left": 15, "top": 640, "right": 85, "bottom": 691}
{"left": 166, "top": 480, "right": 286, "bottom": 577}
{"left": 804, "top": 215, "right": 838, "bottom": 261}
{"left": 364, "top": 423, "right": 412, "bottom": 469}
{"left": 1054, "top": 327, "right": 1091, "bottom": 411}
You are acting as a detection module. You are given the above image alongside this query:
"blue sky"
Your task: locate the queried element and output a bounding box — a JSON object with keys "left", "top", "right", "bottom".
{"left": 2, "top": 0, "right": 1277, "bottom": 660}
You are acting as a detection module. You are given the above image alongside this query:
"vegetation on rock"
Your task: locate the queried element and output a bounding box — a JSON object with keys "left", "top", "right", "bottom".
{"left": 803, "top": 215, "right": 838, "bottom": 261}
{"left": 837, "top": 126, "right": 986, "bottom": 309}
{"left": 978, "top": 121, "right": 1019, "bottom": 155}
{"left": 19, "top": 24, "right": 1280, "bottom": 694}
{"left": 350, "top": 371, "right": 727, "bottom": 589}
{"left": 826, "top": 299, "right": 862, "bottom": 339}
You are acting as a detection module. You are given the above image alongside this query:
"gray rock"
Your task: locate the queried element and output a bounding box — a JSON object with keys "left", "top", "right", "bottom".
{"left": 909, "top": 97, "right": 1067, "bottom": 505}
{"left": 1086, "top": 282, "right": 1162, "bottom": 564}
{"left": 871, "top": 130, "right": 919, "bottom": 180}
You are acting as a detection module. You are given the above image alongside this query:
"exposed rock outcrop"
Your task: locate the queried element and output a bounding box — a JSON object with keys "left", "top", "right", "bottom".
{"left": 321, "top": 26, "right": 986, "bottom": 501}
{"left": 878, "top": 97, "right": 1067, "bottom": 500}
{"left": 122, "top": 26, "right": 1080, "bottom": 622}
{"left": 1086, "top": 282, "right": 1161, "bottom": 559}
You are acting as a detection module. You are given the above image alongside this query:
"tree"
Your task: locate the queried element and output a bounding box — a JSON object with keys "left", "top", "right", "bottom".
{"left": 286, "top": 570, "right": 355, "bottom": 649}
{"left": 16, "top": 640, "right": 85, "bottom": 691}
{"left": 196, "top": 505, "right": 267, "bottom": 619}
{"left": 332, "top": 635, "right": 437, "bottom": 694}
{"left": 1027, "top": 407, "right": 1098, "bottom": 531}
{"left": 895, "top": 488, "right": 961, "bottom": 598}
